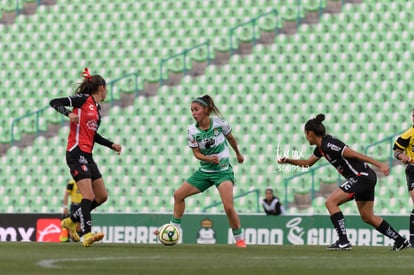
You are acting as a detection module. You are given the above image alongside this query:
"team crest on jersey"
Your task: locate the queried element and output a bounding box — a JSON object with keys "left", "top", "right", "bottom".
{"left": 86, "top": 120, "right": 98, "bottom": 131}
{"left": 213, "top": 128, "right": 219, "bottom": 136}
{"left": 81, "top": 165, "right": 88, "bottom": 172}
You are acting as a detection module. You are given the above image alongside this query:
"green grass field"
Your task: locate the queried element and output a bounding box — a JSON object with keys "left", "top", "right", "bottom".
{"left": 1, "top": 243, "right": 413, "bottom": 275}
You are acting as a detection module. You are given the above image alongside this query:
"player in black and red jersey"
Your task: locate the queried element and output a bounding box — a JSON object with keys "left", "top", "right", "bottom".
{"left": 50, "top": 68, "right": 122, "bottom": 247}
{"left": 278, "top": 114, "right": 410, "bottom": 251}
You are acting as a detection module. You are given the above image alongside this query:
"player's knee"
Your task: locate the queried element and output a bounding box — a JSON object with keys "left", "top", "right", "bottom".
{"left": 99, "top": 194, "right": 108, "bottom": 204}
{"left": 173, "top": 190, "right": 184, "bottom": 202}
{"left": 325, "top": 199, "right": 334, "bottom": 209}
{"left": 95, "top": 192, "right": 108, "bottom": 204}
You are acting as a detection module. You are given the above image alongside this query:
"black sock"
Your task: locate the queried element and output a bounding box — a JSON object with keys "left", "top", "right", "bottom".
{"left": 376, "top": 220, "right": 404, "bottom": 242}
{"left": 71, "top": 200, "right": 101, "bottom": 223}
{"left": 330, "top": 211, "right": 349, "bottom": 243}
{"left": 70, "top": 208, "right": 81, "bottom": 223}
{"left": 91, "top": 200, "right": 101, "bottom": 211}
{"left": 410, "top": 209, "right": 414, "bottom": 244}
{"left": 76, "top": 199, "right": 93, "bottom": 234}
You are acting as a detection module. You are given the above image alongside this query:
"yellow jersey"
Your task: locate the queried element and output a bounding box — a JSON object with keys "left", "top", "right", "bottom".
{"left": 394, "top": 127, "right": 414, "bottom": 159}
{"left": 66, "top": 180, "right": 82, "bottom": 204}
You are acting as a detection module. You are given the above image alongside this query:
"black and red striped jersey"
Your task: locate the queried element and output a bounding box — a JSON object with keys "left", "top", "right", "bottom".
{"left": 313, "top": 135, "right": 371, "bottom": 178}
{"left": 50, "top": 94, "right": 113, "bottom": 154}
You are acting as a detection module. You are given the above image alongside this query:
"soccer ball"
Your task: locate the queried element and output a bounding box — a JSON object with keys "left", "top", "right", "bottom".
{"left": 157, "top": 224, "right": 179, "bottom": 246}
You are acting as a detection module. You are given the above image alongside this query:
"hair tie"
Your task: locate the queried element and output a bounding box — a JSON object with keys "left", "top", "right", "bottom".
{"left": 81, "top": 67, "right": 92, "bottom": 81}
{"left": 192, "top": 98, "right": 208, "bottom": 107}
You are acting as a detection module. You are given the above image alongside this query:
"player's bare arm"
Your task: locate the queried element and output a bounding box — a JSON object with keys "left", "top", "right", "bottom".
{"left": 278, "top": 154, "right": 319, "bottom": 167}
{"left": 342, "top": 147, "right": 389, "bottom": 176}
{"left": 393, "top": 148, "right": 412, "bottom": 164}
{"left": 191, "top": 147, "right": 219, "bottom": 164}
{"left": 225, "top": 133, "right": 244, "bottom": 163}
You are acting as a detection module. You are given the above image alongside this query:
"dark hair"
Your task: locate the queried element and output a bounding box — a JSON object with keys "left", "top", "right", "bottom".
{"left": 304, "top": 114, "right": 326, "bottom": 137}
{"left": 193, "top": 95, "right": 222, "bottom": 117}
{"left": 75, "top": 69, "right": 106, "bottom": 95}
{"left": 265, "top": 188, "right": 273, "bottom": 194}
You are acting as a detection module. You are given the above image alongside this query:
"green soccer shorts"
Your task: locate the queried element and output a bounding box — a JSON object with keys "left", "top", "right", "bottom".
{"left": 187, "top": 167, "right": 235, "bottom": 192}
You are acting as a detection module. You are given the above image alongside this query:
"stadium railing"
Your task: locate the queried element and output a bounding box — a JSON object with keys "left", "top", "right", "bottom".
{"left": 364, "top": 130, "right": 404, "bottom": 169}
{"left": 202, "top": 188, "right": 260, "bottom": 213}
{"left": 159, "top": 42, "right": 211, "bottom": 86}
{"left": 2, "top": 0, "right": 43, "bottom": 15}
{"left": 108, "top": 72, "right": 140, "bottom": 106}
{"left": 9, "top": 72, "right": 140, "bottom": 144}
{"left": 10, "top": 105, "right": 49, "bottom": 144}
{"left": 6, "top": 0, "right": 335, "bottom": 145}
{"left": 229, "top": 9, "right": 280, "bottom": 56}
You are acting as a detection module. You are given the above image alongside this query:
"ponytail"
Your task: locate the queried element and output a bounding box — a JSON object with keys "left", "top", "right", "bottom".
{"left": 304, "top": 114, "right": 326, "bottom": 136}
{"left": 75, "top": 67, "right": 106, "bottom": 95}
{"left": 192, "top": 95, "right": 222, "bottom": 118}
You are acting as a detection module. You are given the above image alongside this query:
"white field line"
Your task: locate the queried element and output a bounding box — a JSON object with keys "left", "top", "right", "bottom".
{"left": 37, "top": 256, "right": 160, "bottom": 269}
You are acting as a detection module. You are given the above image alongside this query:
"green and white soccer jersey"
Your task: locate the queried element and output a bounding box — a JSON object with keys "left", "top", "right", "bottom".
{"left": 187, "top": 117, "right": 232, "bottom": 172}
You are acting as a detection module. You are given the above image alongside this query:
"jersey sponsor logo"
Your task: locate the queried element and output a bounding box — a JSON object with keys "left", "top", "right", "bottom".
{"left": 88, "top": 104, "right": 95, "bottom": 111}
{"left": 327, "top": 143, "right": 341, "bottom": 152}
{"left": 195, "top": 136, "right": 216, "bottom": 149}
{"left": 36, "top": 219, "right": 61, "bottom": 242}
{"left": 86, "top": 119, "right": 98, "bottom": 131}
{"left": 203, "top": 138, "right": 216, "bottom": 149}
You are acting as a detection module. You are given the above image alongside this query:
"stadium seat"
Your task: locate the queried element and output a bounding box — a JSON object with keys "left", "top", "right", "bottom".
{"left": 1, "top": 0, "right": 413, "bottom": 214}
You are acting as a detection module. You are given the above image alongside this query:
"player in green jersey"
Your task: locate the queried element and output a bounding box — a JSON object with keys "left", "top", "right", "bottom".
{"left": 171, "top": 95, "right": 246, "bottom": 247}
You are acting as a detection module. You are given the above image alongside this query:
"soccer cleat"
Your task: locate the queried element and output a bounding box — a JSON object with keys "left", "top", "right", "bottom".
{"left": 59, "top": 228, "right": 69, "bottom": 242}
{"left": 61, "top": 218, "right": 80, "bottom": 242}
{"left": 392, "top": 239, "right": 411, "bottom": 251}
{"left": 236, "top": 239, "right": 247, "bottom": 248}
{"left": 327, "top": 240, "right": 352, "bottom": 251}
{"left": 82, "top": 232, "right": 105, "bottom": 247}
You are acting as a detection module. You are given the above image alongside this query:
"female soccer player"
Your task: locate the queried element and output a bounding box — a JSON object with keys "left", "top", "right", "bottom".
{"left": 278, "top": 114, "right": 410, "bottom": 251}
{"left": 59, "top": 179, "right": 82, "bottom": 242}
{"left": 393, "top": 109, "right": 414, "bottom": 246}
{"left": 171, "top": 95, "right": 246, "bottom": 247}
{"left": 50, "top": 68, "right": 121, "bottom": 247}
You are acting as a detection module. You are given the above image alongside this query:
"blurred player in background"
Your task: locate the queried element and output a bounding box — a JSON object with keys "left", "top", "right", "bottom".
{"left": 393, "top": 109, "right": 414, "bottom": 246}
{"left": 262, "top": 188, "right": 285, "bottom": 216}
{"left": 50, "top": 68, "right": 122, "bottom": 247}
{"left": 278, "top": 114, "right": 410, "bottom": 251}
{"left": 59, "top": 179, "right": 82, "bottom": 242}
{"left": 170, "top": 95, "right": 247, "bottom": 248}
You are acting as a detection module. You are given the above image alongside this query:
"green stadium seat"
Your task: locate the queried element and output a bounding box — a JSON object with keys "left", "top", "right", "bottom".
{"left": 1, "top": 0, "right": 413, "bottom": 214}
